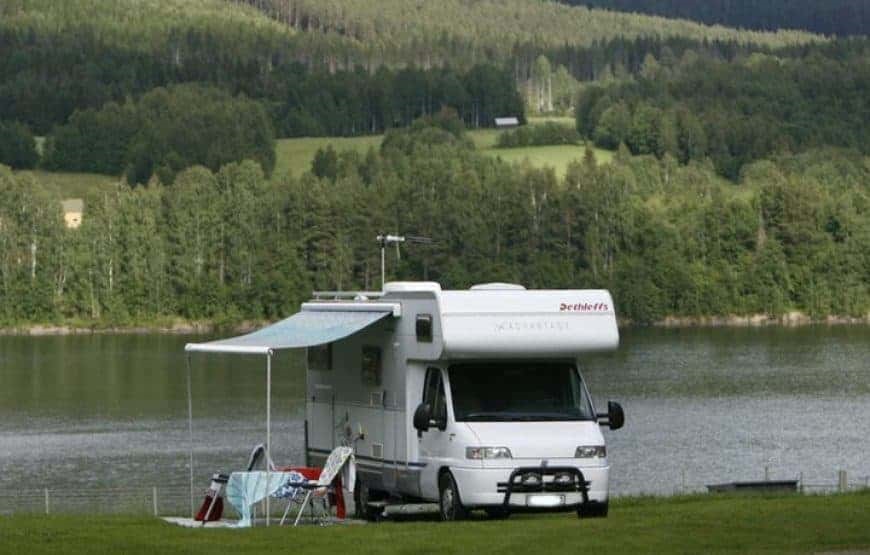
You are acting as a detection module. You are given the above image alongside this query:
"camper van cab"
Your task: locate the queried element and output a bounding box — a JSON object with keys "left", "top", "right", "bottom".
{"left": 304, "top": 281, "right": 624, "bottom": 520}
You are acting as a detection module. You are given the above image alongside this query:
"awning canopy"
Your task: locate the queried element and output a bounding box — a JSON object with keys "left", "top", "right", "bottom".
{"left": 185, "top": 308, "right": 392, "bottom": 355}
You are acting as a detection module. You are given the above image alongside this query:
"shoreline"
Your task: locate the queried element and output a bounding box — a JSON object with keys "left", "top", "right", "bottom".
{"left": 0, "top": 320, "right": 266, "bottom": 337}
{"left": 1, "top": 311, "right": 868, "bottom": 336}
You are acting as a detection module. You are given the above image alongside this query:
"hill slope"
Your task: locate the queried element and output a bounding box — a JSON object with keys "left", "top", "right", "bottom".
{"left": 563, "top": 0, "right": 870, "bottom": 37}
{"left": 234, "top": 0, "right": 821, "bottom": 67}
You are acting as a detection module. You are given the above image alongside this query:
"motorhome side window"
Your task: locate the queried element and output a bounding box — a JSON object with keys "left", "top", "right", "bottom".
{"left": 361, "top": 346, "right": 382, "bottom": 386}
{"left": 415, "top": 314, "right": 433, "bottom": 342}
{"left": 423, "top": 367, "right": 446, "bottom": 423}
{"left": 307, "top": 343, "right": 331, "bottom": 371}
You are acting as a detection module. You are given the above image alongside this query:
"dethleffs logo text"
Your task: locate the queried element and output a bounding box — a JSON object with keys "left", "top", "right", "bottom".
{"left": 560, "top": 301, "right": 609, "bottom": 312}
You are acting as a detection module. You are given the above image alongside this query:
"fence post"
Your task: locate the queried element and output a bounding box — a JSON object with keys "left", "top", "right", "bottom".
{"left": 764, "top": 465, "right": 770, "bottom": 481}
{"left": 681, "top": 469, "right": 686, "bottom": 493}
{"left": 152, "top": 486, "right": 158, "bottom": 517}
{"left": 798, "top": 472, "right": 804, "bottom": 494}
{"left": 838, "top": 470, "right": 847, "bottom": 492}
{"left": 44, "top": 489, "right": 50, "bottom": 515}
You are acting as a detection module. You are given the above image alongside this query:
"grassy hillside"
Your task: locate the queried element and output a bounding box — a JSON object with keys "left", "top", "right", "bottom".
{"left": 23, "top": 121, "right": 614, "bottom": 194}
{"left": 238, "top": 0, "right": 821, "bottom": 56}
{"left": 2, "top": 493, "right": 869, "bottom": 554}
{"left": 562, "top": 0, "right": 870, "bottom": 37}
{"left": 2, "top": 0, "right": 293, "bottom": 45}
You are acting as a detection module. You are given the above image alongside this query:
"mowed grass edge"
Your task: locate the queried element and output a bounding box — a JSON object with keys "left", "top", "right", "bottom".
{"left": 2, "top": 492, "right": 869, "bottom": 554}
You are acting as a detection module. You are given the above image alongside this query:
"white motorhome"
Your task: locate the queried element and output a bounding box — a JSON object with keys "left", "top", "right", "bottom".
{"left": 302, "top": 281, "right": 624, "bottom": 520}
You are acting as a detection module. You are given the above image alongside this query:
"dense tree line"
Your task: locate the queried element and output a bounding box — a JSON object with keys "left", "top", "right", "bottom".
{"left": 2, "top": 119, "right": 867, "bottom": 326}
{"left": 42, "top": 85, "right": 276, "bottom": 185}
{"left": 270, "top": 64, "right": 525, "bottom": 137}
{"left": 0, "top": 120, "right": 38, "bottom": 169}
{"left": 565, "top": 1, "right": 870, "bottom": 37}
{"left": 497, "top": 123, "right": 580, "bottom": 148}
{"left": 35, "top": 65, "right": 522, "bottom": 184}
{"left": 576, "top": 47, "right": 870, "bottom": 179}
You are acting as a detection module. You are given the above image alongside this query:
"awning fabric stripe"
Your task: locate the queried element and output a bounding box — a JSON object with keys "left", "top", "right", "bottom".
{"left": 185, "top": 309, "right": 391, "bottom": 355}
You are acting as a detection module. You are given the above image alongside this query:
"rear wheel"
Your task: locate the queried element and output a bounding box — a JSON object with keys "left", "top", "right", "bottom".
{"left": 438, "top": 471, "right": 468, "bottom": 521}
{"left": 353, "top": 479, "right": 383, "bottom": 521}
{"left": 577, "top": 501, "right": 609, "bottom": 518}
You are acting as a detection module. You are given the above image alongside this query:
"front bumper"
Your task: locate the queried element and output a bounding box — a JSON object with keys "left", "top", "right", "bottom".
{"left": 451, "top": 463, "right": 609, "bottom": 508}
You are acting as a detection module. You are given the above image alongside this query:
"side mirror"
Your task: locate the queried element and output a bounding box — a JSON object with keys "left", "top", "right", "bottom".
{"left": 598, "top": 401, "right": 625, "bottom": 431}
{"left": 413, "top": 403, "right": 432, "bottom": 434}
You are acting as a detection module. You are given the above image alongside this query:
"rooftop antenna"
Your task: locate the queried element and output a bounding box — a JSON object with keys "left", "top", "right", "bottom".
{"left": 376, "top": 234, "right": 433, "bottom": 290}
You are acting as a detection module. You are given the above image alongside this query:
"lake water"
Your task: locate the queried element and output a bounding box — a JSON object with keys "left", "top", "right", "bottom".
{"left": 0, "top": 326, "right": 868, "bottom": 514}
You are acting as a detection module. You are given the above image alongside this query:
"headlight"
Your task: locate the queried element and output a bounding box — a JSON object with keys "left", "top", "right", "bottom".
{"left": 466, "top": 446, "right": 513, "bottom": 459}
{"left": 575, "top": 445, "right": 606, "bottom": 458}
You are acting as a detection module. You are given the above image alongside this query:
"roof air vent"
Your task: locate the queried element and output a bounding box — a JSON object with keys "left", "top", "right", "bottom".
{"left": 469, "top": 283, "right": 526, "bottom": 291}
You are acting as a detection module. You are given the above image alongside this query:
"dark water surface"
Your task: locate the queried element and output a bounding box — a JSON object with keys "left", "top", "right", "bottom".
{"left": 0, "top": 326, "right": 868, "bottom": 512}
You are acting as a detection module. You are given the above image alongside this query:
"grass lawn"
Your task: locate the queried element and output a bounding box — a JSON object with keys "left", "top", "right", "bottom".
{"left": 2, "top": 493, "right": 869, "bottom": 554}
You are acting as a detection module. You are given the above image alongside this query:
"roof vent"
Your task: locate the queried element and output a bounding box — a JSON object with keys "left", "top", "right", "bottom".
{"left": 383, "top": 281, "right": 442, "bottom": 293}
{"left": 469, "top": 283, "right": 526, "bottom": 291}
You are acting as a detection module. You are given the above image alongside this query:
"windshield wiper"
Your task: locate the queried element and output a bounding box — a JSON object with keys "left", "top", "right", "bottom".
{"left": 461, "top": 412, "right": 505, "bottom": 421}
{"left": 462, "top": 412, "right": 587, "bottom": 422}
{"left": 510, "top": 414, "right": 583, "bottom": 421}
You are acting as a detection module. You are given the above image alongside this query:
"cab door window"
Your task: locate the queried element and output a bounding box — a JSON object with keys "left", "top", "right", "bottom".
{"left": 423, "top": 367, "right": 447, "bottom": 429}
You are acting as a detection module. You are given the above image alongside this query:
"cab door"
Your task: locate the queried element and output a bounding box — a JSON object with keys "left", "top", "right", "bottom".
{"left": 418, "top": 367, "right": 451, "bottom": 500}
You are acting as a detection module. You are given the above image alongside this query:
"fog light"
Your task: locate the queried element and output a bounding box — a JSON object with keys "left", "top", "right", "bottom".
{"left": 554, "top": 472, "right": 574, "bottom": 485}
{"left": 521, "top": 472, "right": 542, "bottom": 486}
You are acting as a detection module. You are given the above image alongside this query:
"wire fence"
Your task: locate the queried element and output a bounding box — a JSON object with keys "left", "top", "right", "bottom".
{"left": 0, "top": 486, "right": 191, "bottom": 517}
{"left": 1, "top": 470, "right": 868, "bottom": 517}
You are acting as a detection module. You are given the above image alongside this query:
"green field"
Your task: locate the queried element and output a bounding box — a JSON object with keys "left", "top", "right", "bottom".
{"left": 20, "top": 120, "right": 612, "bottom": 194}
{"left": 272, "top": 135, "right": 384, "bottom": 180}
{"left": 2, "top": 493, "right": 869, "bottom": 554}
{"left": 274, "top": 121, "right": 612, "bottom": 181}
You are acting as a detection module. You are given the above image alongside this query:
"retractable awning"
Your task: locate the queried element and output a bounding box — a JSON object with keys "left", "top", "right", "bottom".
{"left": 182, "top": 302, "right": 397, "bottom": 524}
{"left": 185, "top": 306, "right": 394, "bottom": 355}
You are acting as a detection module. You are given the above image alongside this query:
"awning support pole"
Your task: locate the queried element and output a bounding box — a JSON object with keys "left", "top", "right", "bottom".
{"left": 265, "top": 351, "right": 272, "bottom": 526}
{"left": 186, "top": 353, "right": 194, "bottom": 519}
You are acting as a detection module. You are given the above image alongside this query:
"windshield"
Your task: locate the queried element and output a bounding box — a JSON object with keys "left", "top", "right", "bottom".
{"left": 448, "top": 362, "right": 595, "bottom": 422}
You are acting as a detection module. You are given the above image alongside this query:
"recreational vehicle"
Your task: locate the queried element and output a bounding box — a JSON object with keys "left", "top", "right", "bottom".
{"left": 302, "top": 281, "right": 624, "bottom": 520}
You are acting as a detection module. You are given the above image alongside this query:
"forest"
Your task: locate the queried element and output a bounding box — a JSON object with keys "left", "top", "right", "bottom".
{"left": 1, "top": 117, "right": 867, "bottom": 326}
{"left": 576, "top": 43, "right": 870, "bottom": 179}
{"left": 564, "top": 1, "right": 870, "bottom": 37}
{"left": 0, "top": 0, "right": 867, "bottom": 326}
{"left": 42, "top": 84, "right": 276, "bottom": 185}
{"left": 0, "top": 0, "right": 818, "bottom": 135}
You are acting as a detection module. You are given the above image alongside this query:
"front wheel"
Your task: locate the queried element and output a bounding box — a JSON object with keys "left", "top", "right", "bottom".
{"left": 439, "top": 471, "right": 468, "bottom": 521}
{"left": 577, "top": 501, "right": 609, "bottom": 518}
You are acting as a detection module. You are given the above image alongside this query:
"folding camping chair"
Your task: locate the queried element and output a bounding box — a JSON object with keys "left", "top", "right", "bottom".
{"left": 277, "top": 446, "right": 355, "bottom": 526}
